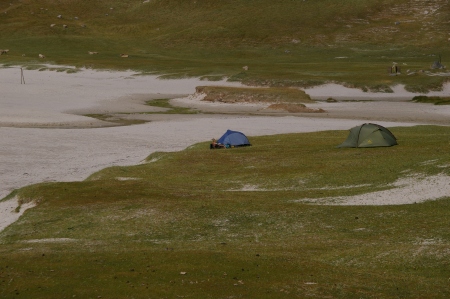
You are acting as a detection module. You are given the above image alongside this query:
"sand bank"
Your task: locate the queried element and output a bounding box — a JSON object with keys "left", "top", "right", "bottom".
{"left": 0, "top": 197, "right": 35, "bottom": 232}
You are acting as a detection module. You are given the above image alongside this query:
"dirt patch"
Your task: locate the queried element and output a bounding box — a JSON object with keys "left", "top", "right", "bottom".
{"left": 294, "top": 173, "right": 450, "bottom": 206}
{"left": 23, "top": 238, "right": 77, "bottom": 243}
{"left": 197, "top": 86, "right": 313, "bottom": 104}
{"left": 264, "top": 103, "right": 325, "bottom": 113}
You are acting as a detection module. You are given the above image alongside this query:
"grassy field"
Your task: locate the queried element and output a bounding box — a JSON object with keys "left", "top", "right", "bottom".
{"left": 1, "top": 0, "right": 449, "bottom": 91}
{"left": 1, "top": 1, "right": 450, "bottom": 297}
{"left": 1, "top": 125, "right": 449, "bottom": 298}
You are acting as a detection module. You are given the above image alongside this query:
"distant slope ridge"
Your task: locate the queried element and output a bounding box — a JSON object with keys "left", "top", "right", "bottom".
{"left": 0, "top": 0, "right": 448, "bottom": 47}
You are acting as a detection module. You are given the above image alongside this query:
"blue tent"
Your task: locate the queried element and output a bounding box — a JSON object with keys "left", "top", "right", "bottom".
{"left": 217, "top": 130, "right": 251, "bottom": 147}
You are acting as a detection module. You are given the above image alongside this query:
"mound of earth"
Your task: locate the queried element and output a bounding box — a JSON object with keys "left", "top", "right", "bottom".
{"left": 264, "top": 103, "right": 325, "bottom": 113}
{"left": 196, "top": 86, "right": 313, "bottom": 104}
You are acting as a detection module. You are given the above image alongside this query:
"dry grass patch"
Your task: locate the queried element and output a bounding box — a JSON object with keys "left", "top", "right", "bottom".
{"left": 196, "top": 86, "right": 314, "bottom": 104}
{"left": 265, "top": 103, "right": 325, "bottom": 113}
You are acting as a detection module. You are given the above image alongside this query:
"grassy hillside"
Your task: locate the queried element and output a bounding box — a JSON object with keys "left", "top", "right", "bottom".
{"left": 1, "top": 0, "right": 449, "bottom": 90}
{"left": 1, "top": 126, "right": 450, "bottom": 298}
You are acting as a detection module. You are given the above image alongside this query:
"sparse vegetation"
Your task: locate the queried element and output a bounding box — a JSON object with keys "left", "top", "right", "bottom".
{"left": 412, "top": 95, "right": 450, "bottom": 105}
{"left": 145, "top": 98, "right": 198, "bottom": 114}
{"left": 82, "top": 99, "right": 198, "bottom": 126}
{"left": 84, "top": 113, "right": 148, "bottom": 126}
{"left": 197, "top": 86, "right": 314, "bottom": 104}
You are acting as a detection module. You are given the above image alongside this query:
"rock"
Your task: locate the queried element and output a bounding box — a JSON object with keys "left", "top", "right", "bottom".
{"left": 431, "top": 60, "right": 445, "bottom": 69}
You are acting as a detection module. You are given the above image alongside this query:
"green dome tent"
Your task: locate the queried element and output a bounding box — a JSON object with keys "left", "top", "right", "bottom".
{"left": 337, "top": 123, "right": 397, "bottom": 148}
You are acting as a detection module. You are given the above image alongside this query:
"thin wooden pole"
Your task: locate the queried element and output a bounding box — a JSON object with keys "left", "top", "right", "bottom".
{"left": 20, "top": 67, "right": 25, "bottom": 84}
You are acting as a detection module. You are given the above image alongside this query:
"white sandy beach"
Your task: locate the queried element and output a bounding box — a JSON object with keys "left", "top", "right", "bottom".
{"left": 1, "top": 66, "right": 449, "bottom": 231}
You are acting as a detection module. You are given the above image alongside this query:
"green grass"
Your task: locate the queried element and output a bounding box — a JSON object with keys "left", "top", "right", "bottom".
{"left": 83, "top": 113, "right": 148, "bottom": 126}
{"left": 412, "top": 96, "right": 450, "bottom": 105}
{"left": 81, "top": 99, "right": 198, "bottom": 126}
{"left": 1, "top": 125, "right": 450, "bottom": 298}
{"left": 145, "top": 98, "right": 198, "bottom": 114}
{"left": 1, "top": 1, "right": 450, "bottom": 297}
{"left": 1, "top": 0, "right": 449, "bottom": 90}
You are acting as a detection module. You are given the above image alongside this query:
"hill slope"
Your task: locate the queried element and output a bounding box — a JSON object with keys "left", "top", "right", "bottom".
{"left": 1, "top": 0, "right": 449, "bottom": 89}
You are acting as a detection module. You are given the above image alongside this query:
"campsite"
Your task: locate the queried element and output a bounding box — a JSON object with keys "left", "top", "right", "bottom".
{"left": 1, "top": 69, "right": 449, "bottom": 299}
{"left": 211, "top": 130, "right": 252, "bottom": 149}
{"left": 1, "top": 0, "right": 450, "bottom": 298}
{"left": 337, "top": 123, "right": 398, "bottom": 148}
